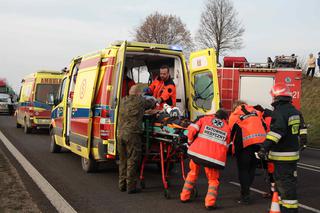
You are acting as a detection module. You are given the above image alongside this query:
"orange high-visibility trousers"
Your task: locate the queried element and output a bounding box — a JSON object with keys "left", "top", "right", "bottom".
{"left": 180, "top": 160, "right": 220, "bottom": 207}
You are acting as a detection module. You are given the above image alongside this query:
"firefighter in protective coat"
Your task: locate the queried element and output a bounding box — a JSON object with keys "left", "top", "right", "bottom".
{"left": 180, "top": 109, "right": 230, "bottom": 210}
{"left": 258, "top": 83, "right": 307, "bottom": 213}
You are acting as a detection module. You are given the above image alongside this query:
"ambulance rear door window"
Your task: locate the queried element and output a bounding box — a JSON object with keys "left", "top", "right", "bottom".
{"left": 194, "top": 72, "right": 214, "bottom": 110}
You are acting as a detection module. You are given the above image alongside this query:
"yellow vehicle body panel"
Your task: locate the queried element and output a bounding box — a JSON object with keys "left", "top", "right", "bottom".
{"left": 51, "top": 41, "right": 219, "bottom": 169}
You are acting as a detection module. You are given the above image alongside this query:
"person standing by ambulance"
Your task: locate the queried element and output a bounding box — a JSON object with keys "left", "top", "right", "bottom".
{"left": 117, "top": 85, "right": 156, "bottom": 194}
{"left": 229, "top": 101, "right": 266, "bottom": 204}
{"left": 257, "top": 83, "right": 307, "bottom": 213}
{"left": 180, "top": 109, "right": 230, "bottom": 210}
{"left": 144, "top": 65, "right": 176, "bottom": 109}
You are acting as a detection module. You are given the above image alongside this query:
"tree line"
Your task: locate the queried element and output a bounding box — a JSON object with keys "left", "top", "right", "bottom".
{"left": 133, "top": 0, "right": 245, "bottom": 63}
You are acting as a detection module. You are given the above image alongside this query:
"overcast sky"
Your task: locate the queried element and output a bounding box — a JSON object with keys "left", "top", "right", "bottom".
{"left": 1, "top": 0, "right": 319, "bottom": 92}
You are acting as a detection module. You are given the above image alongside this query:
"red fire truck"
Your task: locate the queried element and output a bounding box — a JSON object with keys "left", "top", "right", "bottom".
{"left": 218, "top": 56, "right": 302, "bottom": 112}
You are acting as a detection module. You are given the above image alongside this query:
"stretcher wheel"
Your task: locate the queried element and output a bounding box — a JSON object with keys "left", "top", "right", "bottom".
{"left": 140, "top": 180, "right": 146, "bottom": 189}
{"left": 164, "top": 189, "right": 171, "bottom": 199}
{"left": 191, "top": 187, "right": 198, "bottom": 200}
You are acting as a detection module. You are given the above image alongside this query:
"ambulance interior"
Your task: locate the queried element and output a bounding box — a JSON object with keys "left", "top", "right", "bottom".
{"left": 123, "top": 52, "right": 187, "bottom": 116}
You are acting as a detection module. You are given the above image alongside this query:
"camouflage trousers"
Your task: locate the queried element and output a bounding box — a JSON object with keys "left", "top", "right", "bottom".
{"left": 118, "top": 134, "right": 142, "bottom": 191}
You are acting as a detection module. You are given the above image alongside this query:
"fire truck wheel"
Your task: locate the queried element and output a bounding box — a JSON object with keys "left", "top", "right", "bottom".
{"left": 164, "top": 189, "right": 171, "bottom": 199}
{"left": 24, "top": 118, "right": 32, "bottom": 134}
{"left": 81, "top": 157, "right": 98, "bottom": 173}
{"left": 50, "top": 131, "right": 61, "bottom": 153}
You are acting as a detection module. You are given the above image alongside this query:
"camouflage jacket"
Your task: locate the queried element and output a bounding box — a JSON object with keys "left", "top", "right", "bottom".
{"left": 118, "top": 95, "right": 155, "bottom": 139}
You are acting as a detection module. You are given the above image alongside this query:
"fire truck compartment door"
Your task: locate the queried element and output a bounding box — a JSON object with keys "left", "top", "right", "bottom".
{"left": 189, "top": 48, "right": 220, "bottom": 121}
{"left": 70, "top": 53, "right": 101, "bottom": 159}
{"left": 239, "top": 76, "right": 274, "bottom": 109}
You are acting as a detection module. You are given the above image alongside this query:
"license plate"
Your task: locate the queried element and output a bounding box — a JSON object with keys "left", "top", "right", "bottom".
{"left": 107, "top": 141, "right": 115, "bottom": 154}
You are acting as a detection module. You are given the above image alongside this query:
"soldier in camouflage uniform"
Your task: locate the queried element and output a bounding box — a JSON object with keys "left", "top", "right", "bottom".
{"left": 117, "top": 85, "right": 156, "bottom": 194}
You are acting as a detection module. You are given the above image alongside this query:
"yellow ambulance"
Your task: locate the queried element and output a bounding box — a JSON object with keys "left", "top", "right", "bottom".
{"left": 50, "top": 41, "right": 220, "bottom": 172}
{"left": 16, "top": 71, "right": 64, "bottom": 133}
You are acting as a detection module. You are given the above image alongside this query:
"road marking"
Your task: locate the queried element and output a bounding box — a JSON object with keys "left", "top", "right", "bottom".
{"left": 0, "top": 130, "right": 77, "bottom": 213}
{"left": 298, "top": 165, "right": 320, "bottom": 173}
{"left": 306, "top": 147, "right": 320, "bottom": 151}
{"left": 298, "top": 162, "right": 320, "bottom": 170}
{"left": 229, "top": 181, "right": 320, "bottom": 213}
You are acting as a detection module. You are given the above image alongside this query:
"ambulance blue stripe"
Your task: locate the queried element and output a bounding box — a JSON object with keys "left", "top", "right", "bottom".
{"left": 72, "top": 108, "right": 90, "bottom": 118}
{"left": 19, "top": 101, "right": 52, "bottom": 110}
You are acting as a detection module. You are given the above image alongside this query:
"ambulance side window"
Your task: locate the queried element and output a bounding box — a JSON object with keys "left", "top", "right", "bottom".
{"left": 193, "top": 72, "right": 214, "bottom": 110}
{"left": 130, "top": 66, "right": 150, "bottom": 84}
{"left": 57, "top": 78, "right": 67, "bottom": 103}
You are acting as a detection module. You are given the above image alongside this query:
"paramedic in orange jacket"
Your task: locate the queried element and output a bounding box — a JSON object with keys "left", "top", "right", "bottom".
{"left": 229, "top": 101, "right": 266, "bottom": 204}
{"left": 146, "top": 65, "right": 176, "bottom": 109}
{"left": 180, "top": 109, "right": 230, "bottom": 210}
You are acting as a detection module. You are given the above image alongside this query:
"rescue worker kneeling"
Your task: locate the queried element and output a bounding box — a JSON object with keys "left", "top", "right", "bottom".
{"left": 180, "top": 109, "right": 230, "bottom": 210}
{"left": 117, "top": 85, "right": 156, "bottom": 194}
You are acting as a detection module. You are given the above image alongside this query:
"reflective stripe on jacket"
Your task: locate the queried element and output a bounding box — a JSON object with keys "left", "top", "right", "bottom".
{"left": 266, "top": 98, "right": 306, "bottom": 162}
{"left": 187, "top": 115, "right": 230, "bottom": 169}
{"left": 229, "top": 104, "right": 266, "bottom": 150}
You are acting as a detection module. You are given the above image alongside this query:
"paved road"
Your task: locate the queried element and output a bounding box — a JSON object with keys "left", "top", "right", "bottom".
{"left": 0, "top": 115, "right": 319, "bottom": 213}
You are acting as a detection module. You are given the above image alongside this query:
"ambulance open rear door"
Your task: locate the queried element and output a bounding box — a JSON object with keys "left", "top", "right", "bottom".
{"left": 110, "top": 41, "right": 127, "bottom": 156}
{"left": 69, "top": 53, "right": 101, "bottom": 162}
{"left": 188, "top": 48, "right": 220, "bottom": 121}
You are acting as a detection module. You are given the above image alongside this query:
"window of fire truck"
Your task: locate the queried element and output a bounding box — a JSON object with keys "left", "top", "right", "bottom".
{"left": 125, "top": 52, "right": 186, "bottom": 115}
{"left": 193, "top": 72, "right": 214, "bottom": 110}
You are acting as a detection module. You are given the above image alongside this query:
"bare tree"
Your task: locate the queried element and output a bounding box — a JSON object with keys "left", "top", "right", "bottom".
{"left": 133, "top": 12, "right": 193, "bottom": 53}
{"left": 196, "top": 0, "right": 245, "bottom": 63}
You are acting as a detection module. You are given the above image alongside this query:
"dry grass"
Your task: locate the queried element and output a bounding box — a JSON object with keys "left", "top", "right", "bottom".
{"left": 301, "top": 76, "right": 320, "bottom": 148}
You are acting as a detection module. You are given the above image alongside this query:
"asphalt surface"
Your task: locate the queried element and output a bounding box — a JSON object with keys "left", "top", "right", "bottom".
{"left": 0, "top": 115, "right": 319, "bottom": 213}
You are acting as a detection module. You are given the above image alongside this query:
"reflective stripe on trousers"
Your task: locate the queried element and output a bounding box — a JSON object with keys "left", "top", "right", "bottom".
{"left": 269, "top": 151, "right": 300, "bottom": 161}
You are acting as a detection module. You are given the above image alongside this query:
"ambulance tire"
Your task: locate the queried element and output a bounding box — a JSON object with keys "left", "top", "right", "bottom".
{"left": 50, "top": 131, "right": 61, "bottom": 153}
{"left": 24, "top": 118, "right": 32, "bottom": 134}
{"left": 81, "top": 157, "right": 98, "bottom": 173}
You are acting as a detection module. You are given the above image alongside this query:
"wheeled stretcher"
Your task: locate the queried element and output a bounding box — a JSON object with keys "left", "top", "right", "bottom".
{"left": 139, "top": 114, "right": 189, "bottom": 199}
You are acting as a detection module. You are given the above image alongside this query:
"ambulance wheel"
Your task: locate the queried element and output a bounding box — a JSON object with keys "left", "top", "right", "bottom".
{"left": 164, "top": 189, "right": 171, "bottom": 199}
{"left": 24, "top": 118, "right": 32, "bottom": 134}
{"left": 50, "top": 131, "right": 61, "bottom": 153}
{"left": 140, "top": 180, "right": 146, "bottom": 189}
{"left": 81, "top": 157, "right": 98, "bottom": 173}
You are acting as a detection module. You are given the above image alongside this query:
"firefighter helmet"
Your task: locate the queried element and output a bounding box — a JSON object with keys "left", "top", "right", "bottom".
{"left": 270, "top": 83, "right": 292, "bottom": 98}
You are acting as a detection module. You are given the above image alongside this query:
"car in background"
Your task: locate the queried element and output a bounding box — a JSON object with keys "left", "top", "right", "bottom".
{"left": 0, "top": 93, "right": 14, "bottom": 115}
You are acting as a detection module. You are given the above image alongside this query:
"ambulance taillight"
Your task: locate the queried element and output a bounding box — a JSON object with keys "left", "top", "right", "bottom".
{"left": 100, "top": 109, "right": 111, "bottom": 140}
